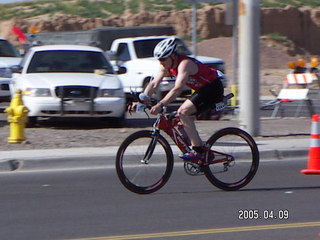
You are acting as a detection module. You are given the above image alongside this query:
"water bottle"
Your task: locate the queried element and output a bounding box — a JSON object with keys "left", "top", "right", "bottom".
{"left": 136, "top": 103, "right": 145, "bottom": 114}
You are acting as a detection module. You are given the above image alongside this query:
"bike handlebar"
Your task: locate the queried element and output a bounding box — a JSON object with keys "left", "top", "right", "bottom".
{"left": 127, "top": 91, "right": 159, "bottom": 116}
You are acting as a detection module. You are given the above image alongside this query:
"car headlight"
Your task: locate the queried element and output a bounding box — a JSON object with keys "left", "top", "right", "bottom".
{"left": 99, "top": 88, "right": 123, "bottom": 97}
{"left": 24, "top": 88, "right": 51, "bottom": 97}
{"left": 0, "top": 67, "right": 12, "bottom": 78}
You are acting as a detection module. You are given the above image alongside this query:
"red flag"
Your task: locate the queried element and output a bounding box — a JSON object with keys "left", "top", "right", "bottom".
{"left": 11, "top": 25, "right": 26, "bottom": 43}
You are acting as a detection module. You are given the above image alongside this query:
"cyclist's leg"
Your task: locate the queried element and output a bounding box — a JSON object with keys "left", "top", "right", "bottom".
{"left": 191, "top": 80, "right": 224, "bottom": 111}
{"left": 177, "top": 100, "right": 201, "bottom": 147}
{"left": 180, "top": 80, "right": 224, "bottom": 151}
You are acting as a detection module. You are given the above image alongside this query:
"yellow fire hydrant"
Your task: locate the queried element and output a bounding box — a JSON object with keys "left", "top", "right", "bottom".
{"left": 4, "top": 90, "right": 29, "bottom": 143}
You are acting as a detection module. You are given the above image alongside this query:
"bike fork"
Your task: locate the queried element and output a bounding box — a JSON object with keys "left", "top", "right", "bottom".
{"left": 141, "top": 130, "right": 160, "bottom": 164}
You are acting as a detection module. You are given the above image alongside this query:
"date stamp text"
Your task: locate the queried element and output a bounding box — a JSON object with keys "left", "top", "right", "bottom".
{"left": 238, "top": 209, "right": 289, "bottom": 220}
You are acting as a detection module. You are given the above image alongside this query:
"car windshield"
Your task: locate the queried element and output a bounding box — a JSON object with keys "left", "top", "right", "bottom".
{"left": 27, "top": 50, "right": 114, "bottom": 73}
{"left": 0, "top": 39, "right": 21, "bottom": 57}
{"left": 134, "top": 38, "right": 192, "bottom": 59}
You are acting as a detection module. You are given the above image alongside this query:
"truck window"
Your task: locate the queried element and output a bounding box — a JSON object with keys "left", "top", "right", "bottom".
{"left": 175, "top": 39, "right": 192, "bottom": 55}
{"left": 0, "top": 39, "right": 21, "bottom": 57}
{"left": 134, "top": 38, "right": 192, "bottom": 59}
{"left": 117, "top": 43, "right": 131, "bottom": 61}
{"left": 134, "top": 39, "right": 160, "bottom": 58}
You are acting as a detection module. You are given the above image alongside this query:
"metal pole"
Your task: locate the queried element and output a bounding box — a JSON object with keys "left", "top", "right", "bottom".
{"left": 231, "top": 0, "right": 239, "bottom": 106}
{"left": 238, "top": 0, "right": 260, "bottom": 136}
{"left": 191, "top": 0, "right": 197, "bottom": 56}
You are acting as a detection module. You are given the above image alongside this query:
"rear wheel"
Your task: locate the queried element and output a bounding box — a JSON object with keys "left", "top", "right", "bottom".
{"left": 203, "top": 127, "right": 259, "bottom": 191}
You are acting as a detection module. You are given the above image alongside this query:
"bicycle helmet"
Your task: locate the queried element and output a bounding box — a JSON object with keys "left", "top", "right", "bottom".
{"left": 154, "top": 37, "right": 177, "bottom": 60}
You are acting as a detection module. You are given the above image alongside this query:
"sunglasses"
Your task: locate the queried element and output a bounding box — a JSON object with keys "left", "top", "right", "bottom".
{"left": 159, "top": 57, "right": 169, "bottom": 62}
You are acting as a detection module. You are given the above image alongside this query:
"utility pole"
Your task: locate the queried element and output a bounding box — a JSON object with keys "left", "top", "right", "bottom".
{"left": 191, "top": 0, "right": 197, "bottom": 56}
{"left": 188, "top": 0, "right": 232, "bottom": 56}
{"left": 238, "top": 0, "right": 260, "bottom": 136}
{"left": 230, "top": 0, "right": 239, "bottom": 107}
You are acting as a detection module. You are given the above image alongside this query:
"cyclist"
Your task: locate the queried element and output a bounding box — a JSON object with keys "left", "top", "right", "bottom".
{"left": 139, "top": 37, "right": 225, "bottom": 161}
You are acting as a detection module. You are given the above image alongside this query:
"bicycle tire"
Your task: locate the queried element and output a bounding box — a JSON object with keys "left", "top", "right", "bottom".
{"left": 260, "top": 99, "right": 280, "bottom": 110}
{"left": 203, "top": 127, "right": 259, "bottom": 191}
{"left": 116, "top": 130, "right": 174, "bottom": 194}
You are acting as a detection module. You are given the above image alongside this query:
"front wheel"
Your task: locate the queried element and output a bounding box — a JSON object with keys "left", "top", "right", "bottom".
{"left": 116, "top": 130, "right": 174, "bottom": 194}
{"left": 203, "top": 127, "right": 259, "bottom": 191}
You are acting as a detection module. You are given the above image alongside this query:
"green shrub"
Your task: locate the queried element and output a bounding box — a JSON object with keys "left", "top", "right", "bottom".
{"left": 0, "top": 0, "right": 319, "bottom": 21}
{"left": 127, "top": 0, "right": 140, "bottom": 14}
{"left": 266, "top": 33, "right": 288, "bottom": 43}
{"left": 261, "top": 0, "right": 320, "bottom": 8}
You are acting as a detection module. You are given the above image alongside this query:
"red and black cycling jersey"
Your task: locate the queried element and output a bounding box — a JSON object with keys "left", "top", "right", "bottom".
{"left": 168, "top": 55, "right": 219, "bottom": 91}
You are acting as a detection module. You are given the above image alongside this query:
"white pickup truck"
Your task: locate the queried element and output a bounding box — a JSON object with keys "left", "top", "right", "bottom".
{"left": 107, "top": 36, "right": 226, "bottom": 99}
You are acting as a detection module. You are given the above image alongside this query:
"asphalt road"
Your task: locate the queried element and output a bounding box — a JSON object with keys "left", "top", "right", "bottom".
{"left": 0, "top": 158, "right": 320, "bottom": 240}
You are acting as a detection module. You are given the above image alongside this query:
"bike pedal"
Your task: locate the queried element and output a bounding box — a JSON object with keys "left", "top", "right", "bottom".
{"left": 184, "top": 162, "right": 205, "bottom": 176}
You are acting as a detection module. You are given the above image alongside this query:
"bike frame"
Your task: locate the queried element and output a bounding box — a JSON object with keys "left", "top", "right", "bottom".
{"left": 153, "top": 112, "right": 191, "bottom": 154}
{"left": 150, "top": 110, "right": 235, "bottom": 166}
{"left": 140, "top": 92, "right": 235, "bottom": 165}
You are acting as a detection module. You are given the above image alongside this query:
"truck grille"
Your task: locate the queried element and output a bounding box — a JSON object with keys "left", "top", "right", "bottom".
{"left": 55, "top": 86, "right": 98, "bottom": 99}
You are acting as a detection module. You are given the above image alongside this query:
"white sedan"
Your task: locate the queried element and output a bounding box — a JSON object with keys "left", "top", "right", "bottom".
{"left": 10, "top": 45, "right": 126, "bottom": 126}
{"left": 0, "top": 38, "right": 22, "bottom": 101}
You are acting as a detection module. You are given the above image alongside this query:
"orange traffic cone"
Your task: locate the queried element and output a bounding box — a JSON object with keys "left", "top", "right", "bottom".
{"left": 301, "top": 114, "right": 320, "bottom": 174}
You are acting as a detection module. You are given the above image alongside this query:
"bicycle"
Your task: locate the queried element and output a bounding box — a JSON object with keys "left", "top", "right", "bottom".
{"left": 116, "top": 93, "right": 259, "bottom": 194}
{"left": 260, "top": 89, "right": 281, "bottom": 110}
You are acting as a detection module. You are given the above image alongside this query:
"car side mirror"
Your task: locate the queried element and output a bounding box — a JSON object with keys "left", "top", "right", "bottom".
{"left": 11, "top": 65, "right": 22, "bottom": 74}
{"left": 116, "top": 66, "right": 127, "bottom": 74}
{"left": 106, "top": 50, "right": 117, "bottom": 61}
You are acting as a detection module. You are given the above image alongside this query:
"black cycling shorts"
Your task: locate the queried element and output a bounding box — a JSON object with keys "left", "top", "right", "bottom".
{"left": 188, "top": 79, "right": 224, "bottom": 114}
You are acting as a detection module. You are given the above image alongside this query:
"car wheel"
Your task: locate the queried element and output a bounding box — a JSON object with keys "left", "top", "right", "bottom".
{"left": 112, "top": 115, "right": 126, "bottom": 127}
{"left": 26, "top": 117, "right": 37, "bottom": 128}
{"left": 104, "top": 113, "right": 126, "bottom": 128}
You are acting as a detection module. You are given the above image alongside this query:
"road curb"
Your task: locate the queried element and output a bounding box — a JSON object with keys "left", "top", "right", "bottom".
{"left": 0, "top": 147, "right": 118, "bottom": 171}
{"left": 0, "top": 147, "right": 309, "bottom": 172}
{"left": 259, "top": 149, "right": 308, "bottom": 161}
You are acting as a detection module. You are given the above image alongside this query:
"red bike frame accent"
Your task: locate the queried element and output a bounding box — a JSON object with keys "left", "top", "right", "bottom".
{"left": 153, "top": 112, "right": 234, "bottom": 166}
{"left": 154, "top": 114, "right": 191, "bottom": 154}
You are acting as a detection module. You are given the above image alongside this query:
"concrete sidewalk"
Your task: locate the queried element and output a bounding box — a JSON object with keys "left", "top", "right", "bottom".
{"left": 0, "top": 137, "right": 310, "bottom": 172}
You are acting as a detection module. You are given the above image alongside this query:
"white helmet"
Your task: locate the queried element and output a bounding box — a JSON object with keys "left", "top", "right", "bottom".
{"left": 154, "top": 37, "right": 177, "bottom": 60}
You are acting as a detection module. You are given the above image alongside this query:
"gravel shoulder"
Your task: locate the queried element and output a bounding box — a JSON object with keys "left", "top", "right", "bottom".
{"left": 0, "top": 114, "right": 310, "bottom": 151}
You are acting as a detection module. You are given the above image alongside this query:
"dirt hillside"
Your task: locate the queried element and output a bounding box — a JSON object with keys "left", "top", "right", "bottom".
{"left": 197, "top": 37, "right": 316, "bottom": 96}
{"left": 197, "top": 37, "right": 308, "bottom": 70}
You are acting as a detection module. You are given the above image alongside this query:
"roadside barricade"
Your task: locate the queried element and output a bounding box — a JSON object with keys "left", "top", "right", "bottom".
{"left": 271, "top": 73, "right": 318, "bottom": 118}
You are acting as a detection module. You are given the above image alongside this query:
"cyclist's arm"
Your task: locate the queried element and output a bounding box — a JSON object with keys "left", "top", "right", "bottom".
{"left": 158, "top": 59, "right": 197, "bottom": 106}
{"left": 150, "top": 59, "right": 197, "bottom": 114}
{"left": 143, "top": 66, "right": 166, "bottom": 96}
